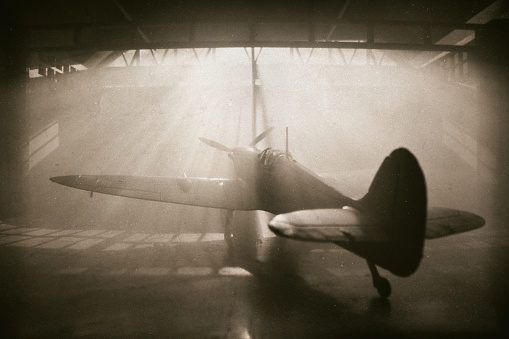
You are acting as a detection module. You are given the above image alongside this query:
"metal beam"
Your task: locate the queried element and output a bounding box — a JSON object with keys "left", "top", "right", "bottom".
{"left": 24, "top": 19, "right": 483, "bottom": 31}
{"left": 251, "top": 47, "right": 256, "bottom": 139}
{"left": 129, "top": 49, "right": 140, "bottom": 66}
{"left": 409, "top": 0, "right": 509, "bottom": 68}
{"left": 25, "top": 20, "right": 484, "bottom": 53}
{"left": 112, "top": 0, "right": 151, "bottom": 43}
{"left": 325, "top": 0, "right": 351, "bottom": 41}
{"left": 30, "top": 40, "right": 478, "bottom": 53}
{"left": 96, "top": 50, "right": 127, "bottom": 68}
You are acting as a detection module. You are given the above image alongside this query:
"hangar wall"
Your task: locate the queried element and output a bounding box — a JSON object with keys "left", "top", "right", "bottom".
{"left": 476, "top": 20, "right": 509, "bottom": 320}
{"left": 2, "top": 24, "right": 505, "bottom": 226}
{"left": 24, "top": 58, "right": 482, "bottom": 203}
{"left": 0, "top": 26, "right": 27, "bottom": 218}
{"left": 477, "top": 20, "right": 509, "bottom": 226}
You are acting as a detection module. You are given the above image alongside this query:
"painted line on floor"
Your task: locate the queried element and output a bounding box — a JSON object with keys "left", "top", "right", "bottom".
{"left": 123, "top": 233, "right": 151, "bottom": 242}
{"left": 7, "top": 237, "right": 53, "bottom": 248}
{"left": 173, "top": 233, "right": 201, "bottom": 243}
{"left": 74, "top": 230, "right": 108, "bottom": 237}
{"left": 1, "top": 227, "right": 39, "bottom": 235}
{"left": 98, "top": 230, "right": 124, "bottom": 238}
{"left": 103, "top": 243, "right": 133, "bottom": 251}
{"left": 68, "top": 238, "right": 106, "bottom": 250}
{"left": 0, "top": 229, "right": 228, "bottom": 251}
{"left": 49, "top": 229, "right": 82, "bottom": 237}
{"left": 36, "top": 237, "right": 83, "bottom": 249}
{"left": 0, "top": 235, "right": 31, "bottom": 245}
{"left": 0, "top": 224, "right": 18, "bottom": 230}
{"left": 25, "top": 228, "right": 60, "bottom": 236}
{"left": 134, "top": 243, "right": 155, "bottom": 249}
{"left": 50, "top": 266, "right": 254, "bottom": 277}
{"left": 145, "top": 233, "right": 175, "bottom": 243}
{"left": 201, "top": 233, "right": 224, "bottom": 241}
{"left": 176, "top": 267, "right": 214, "bottom": 276}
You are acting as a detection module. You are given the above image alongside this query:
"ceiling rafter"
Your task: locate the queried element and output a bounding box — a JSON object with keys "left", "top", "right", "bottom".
{"left": 26, "top": 20, "right": 482, "bottom": 54}
{"left": 409, "top": 0, "right": 509, "bottom": 68}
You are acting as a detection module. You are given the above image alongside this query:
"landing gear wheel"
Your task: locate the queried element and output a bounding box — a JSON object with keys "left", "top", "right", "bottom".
{"left": 374, "top": 277, "right": 392, "bottom": 298}
{"left": 367, "top": 260, "right": 392, "bottom": 298}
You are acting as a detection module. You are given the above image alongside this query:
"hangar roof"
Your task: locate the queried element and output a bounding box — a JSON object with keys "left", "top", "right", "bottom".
{"left": 3, "top": 0, "right": 508, "bottom": 69}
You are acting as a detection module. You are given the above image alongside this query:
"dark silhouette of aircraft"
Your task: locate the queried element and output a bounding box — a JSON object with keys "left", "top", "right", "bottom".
{"left": 51, "top": 127, "right": 484, "bottom": 298}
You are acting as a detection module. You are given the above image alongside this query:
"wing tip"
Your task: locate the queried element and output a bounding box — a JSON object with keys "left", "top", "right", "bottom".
{"left": 50, "top": 175, "right": 73, "bottom": 186}
{"left": 268, "top": 217, "right": 295, "bottom": 238}
{"left": 50, "top": 175, "right": 92, "bottom": 189}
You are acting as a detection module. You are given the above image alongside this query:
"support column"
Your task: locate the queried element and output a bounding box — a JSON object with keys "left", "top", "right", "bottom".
{"left": 251, "top": 47, "right": 257, "bottom": 139}
{"left": 476, "top": 19, "right": 509, "bottom": 226}
{"left": 0, "top": 24, "right": 28, "bottom": 218}
{"left": 476, "top": 18, "right": 509, "bottom": 329}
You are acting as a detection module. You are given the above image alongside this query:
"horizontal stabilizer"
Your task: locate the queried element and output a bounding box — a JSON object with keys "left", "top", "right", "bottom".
{"left": 425, "top": 207, "right": 485, "bottom": 239}
{"left": 268, "top": 208, "right": 389, "bottom": 243}
{"left": 268, "top": 206, "right": 485, "bottom": 243}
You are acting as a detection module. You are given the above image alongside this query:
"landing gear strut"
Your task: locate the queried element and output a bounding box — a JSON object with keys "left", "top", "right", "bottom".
{"left": 224, "top": 210, "right": 235, "bottom": 260}
{"left": 367, "top": 260, "right": 391, "bottom": 298}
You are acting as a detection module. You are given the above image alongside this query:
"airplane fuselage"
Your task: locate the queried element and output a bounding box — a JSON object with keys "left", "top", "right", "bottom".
{"left": 229, "top": 146, "right": 425, "bottom": 278}
{"left": 231, "top": 147, "right": 356, "bottom": 215}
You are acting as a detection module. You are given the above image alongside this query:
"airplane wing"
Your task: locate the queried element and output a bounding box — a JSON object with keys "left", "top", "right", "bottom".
{"left": 425, "top": 207, "right": 485, "bottom": 239}
{"left": 268, "top": 207, "right": 485, "bottom": 243}
{"left": 268, "top": 208, "right": 390, "bottom": 243}
{"left": 50, "top": 175, "right": 259, "bottom": 210}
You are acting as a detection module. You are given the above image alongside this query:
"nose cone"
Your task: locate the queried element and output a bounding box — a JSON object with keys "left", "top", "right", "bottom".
{"left": 232, "top": 146, "right": 258, "bottom": 158}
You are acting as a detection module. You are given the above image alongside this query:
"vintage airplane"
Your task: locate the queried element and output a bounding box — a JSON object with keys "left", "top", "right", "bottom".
{"left": 50, "top": 127, "right": 485, "bottom": 298}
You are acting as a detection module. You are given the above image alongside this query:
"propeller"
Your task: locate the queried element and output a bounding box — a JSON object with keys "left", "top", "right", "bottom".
{"left": 199, "top": 127, "right": 273, "bottom": 152}
{"left": 198, "top": 138, "right": 233, "bottom": 152}
{"left": 249, "top": 127, "right": 274, "bottom": 147}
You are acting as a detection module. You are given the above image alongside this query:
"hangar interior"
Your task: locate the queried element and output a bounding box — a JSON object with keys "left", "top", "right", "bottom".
{"left": 1, "top": 0, "right": 509, "bottom": 337}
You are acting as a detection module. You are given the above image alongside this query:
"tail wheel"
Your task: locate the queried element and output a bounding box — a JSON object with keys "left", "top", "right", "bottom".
{"left": 367, "top": 260, "right": 392, "bottom": 298}
{"left": 374, "top": 277, "right": 392, "bottom": 298}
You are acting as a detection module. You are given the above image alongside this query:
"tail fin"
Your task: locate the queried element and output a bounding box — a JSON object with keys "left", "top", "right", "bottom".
{"left": 357, "top": 148, "right": 427, "bottom": 276}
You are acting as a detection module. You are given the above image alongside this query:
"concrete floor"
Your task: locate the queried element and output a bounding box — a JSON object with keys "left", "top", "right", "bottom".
{"left": 1, "top": 70, "right": 508, "bottom": 337}
{"left": 0, "top": 220, "right": 506, "bottom": 337}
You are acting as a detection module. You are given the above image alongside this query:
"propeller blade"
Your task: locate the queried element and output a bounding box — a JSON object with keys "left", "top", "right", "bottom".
{"left": 199, "top": 138, "right": 233, "bottom": 152}
{"left": 250, "top": 127, "right": 274, "bottom": 147}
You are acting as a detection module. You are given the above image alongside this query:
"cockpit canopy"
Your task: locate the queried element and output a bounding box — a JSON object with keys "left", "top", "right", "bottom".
{"left": 258, "top": 148, "right": 292, "bottom": 169}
